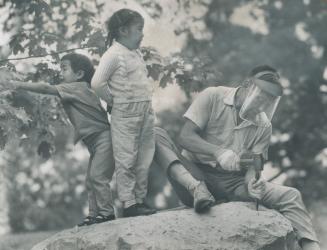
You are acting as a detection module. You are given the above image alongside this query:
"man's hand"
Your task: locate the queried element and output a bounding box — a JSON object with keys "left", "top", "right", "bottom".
{"left": 215, "top": 149, "right": 241, "bottom": 171}
{"left": 248, "top": 177, "right": 266, "bottom": 200}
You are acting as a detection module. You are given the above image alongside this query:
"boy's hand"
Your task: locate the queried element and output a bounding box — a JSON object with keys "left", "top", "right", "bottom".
{"left": 0, "top": 77, "right": 14, "bottom": 91}
{"left": 0, "top": 68, "right": 24, "bottom": 91}
{"left": 248, "top": 177, "right": 266, "bottom": 201}
{"left": 0, "top": 79, "right": 26, "bottom": 91}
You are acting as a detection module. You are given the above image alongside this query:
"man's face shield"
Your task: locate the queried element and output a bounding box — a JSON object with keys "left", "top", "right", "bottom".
{"left": 239, "top": 78, "right": 282, "bottom": 127}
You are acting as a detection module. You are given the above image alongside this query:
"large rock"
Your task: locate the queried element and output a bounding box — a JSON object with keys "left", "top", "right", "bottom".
{"left": 31, "top": 202, "right": 299, "bottom": 250}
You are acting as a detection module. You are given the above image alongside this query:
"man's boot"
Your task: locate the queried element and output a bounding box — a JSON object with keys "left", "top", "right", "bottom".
{"left": 193, "top": 181, "right": 215, "bottom": 213}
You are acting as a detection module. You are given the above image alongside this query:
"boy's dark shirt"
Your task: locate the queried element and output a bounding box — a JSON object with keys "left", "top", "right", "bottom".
{"left": 55, "top": 81, "right": 110, "bottom": 144}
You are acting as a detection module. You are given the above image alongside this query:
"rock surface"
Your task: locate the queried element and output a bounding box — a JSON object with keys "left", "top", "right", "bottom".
{"left": 31, "top": 202, "right": 299, "bottom": 250}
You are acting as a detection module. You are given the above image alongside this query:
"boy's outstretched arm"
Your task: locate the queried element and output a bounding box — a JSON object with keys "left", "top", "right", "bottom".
{"left": 9, "top": 80, "right": 59, "bottom": 96}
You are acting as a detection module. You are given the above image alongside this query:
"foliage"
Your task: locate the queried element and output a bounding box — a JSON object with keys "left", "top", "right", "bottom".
{"left": 0, "top": 0, "right": 211, "bottom": 231}
{"left": 0, "top": 0, "right": 326, "bottom": 232}
{"left": 2, "top": 136, "right": 88, "bottom": 232}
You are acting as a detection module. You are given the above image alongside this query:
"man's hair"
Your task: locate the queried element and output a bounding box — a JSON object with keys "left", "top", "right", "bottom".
{"left": 249, "top": 65, "right": 280, "bottom": 85}
{"left": 61, "top": 53, "right": 95, "bottom": 84}
{"left": 250, "top": 65, "right": 277, "bottom": 77}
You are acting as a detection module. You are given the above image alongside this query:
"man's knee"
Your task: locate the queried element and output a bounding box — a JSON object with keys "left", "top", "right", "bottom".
{"left": 232, "top": 185, "right": 252, "bottom": 202}
{"left": 154, "top": 127, "right": 176, "bottom": 150}
{"left": 274, "top": 187, "right": 304, "bottom": 208}
{"left": 285, "top": 187, "right": 302, "bottom": 201}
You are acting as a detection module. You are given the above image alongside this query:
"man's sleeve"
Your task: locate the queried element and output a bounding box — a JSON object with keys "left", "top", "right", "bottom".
{"left": 252, "top": 126, "right": 272, "bottom": 160}
{"left": 183, "top": 87, "right": 215, "bottom": 130}
{"left": 91, "top": 52, "right": 119, "bottom": 105}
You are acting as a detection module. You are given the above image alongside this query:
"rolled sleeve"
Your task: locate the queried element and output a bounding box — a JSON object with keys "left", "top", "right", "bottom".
{"left": 183, "top": 88, "right": 214, "bottom": 130}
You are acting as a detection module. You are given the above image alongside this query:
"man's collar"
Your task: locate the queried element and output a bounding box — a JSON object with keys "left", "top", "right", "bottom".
{"left": 223, "top": 87, "right": 240, "bottom": 106}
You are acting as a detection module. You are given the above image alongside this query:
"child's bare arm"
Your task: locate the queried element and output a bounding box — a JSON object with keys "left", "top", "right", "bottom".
{"left": 9, "top": 80, "right": 60, "bottom": 96}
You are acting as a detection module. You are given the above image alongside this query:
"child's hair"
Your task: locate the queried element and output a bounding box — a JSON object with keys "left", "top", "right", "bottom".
{"left": 61, "top": 53, "right": 95, "bottom": 84}
{"left": 105, "top": 8, "right": 144, "bottom": 48}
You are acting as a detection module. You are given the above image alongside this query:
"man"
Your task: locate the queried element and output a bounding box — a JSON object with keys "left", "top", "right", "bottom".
{"left": 154, "top": 65, "right": 320, "bottom": 250}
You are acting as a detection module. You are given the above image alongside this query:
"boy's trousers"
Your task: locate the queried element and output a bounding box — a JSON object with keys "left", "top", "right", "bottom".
{"left": 153, "top": 127, "right": 319, "bottom": 244}
{"left": 111, "top": 101, "right": 155, "bottom": 207}
{"left": 84, "top": 130, "right": 115, "bottom": 217}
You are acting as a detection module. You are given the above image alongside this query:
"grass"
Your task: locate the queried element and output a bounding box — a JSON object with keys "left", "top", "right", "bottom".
{"left": 0, "top": 231, "right": 56, "bottom": 250}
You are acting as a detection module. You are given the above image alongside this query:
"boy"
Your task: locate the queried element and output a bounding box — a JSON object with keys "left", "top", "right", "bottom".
{"left": 5, "top": 53, "right": 115, "bottom": 226}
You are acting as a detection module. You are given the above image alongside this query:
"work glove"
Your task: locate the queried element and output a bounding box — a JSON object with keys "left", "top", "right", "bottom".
{"left": 215, "top": 149, "right": 241, "bottom": 171}
{"left": 248, "top": 177, "right": 266, "bottom": 201}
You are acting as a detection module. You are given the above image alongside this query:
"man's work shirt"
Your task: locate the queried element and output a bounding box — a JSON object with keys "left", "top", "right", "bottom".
{"left": 182, "top": 86, "right": 271, "bottom": 168}
{"left": 56, "top": 82, "right": 110, "bottom": 144}
{"left": 91, "top": 41, "right": 153, "bottom": 105}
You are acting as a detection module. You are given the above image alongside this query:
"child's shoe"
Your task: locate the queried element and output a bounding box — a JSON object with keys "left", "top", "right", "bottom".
{"left": 94, "top": 213, "right": 115, "bottom": 224}
{"left": 77, "top": 215, "right": 96, "bottom": 227}
{"left": 123, "top": 203, "right": 156, "bottom": 217}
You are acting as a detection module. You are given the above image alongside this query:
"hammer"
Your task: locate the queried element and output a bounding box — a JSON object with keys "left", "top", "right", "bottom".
{"left": 240, "top": 152, "right": 263, "bottom": 211}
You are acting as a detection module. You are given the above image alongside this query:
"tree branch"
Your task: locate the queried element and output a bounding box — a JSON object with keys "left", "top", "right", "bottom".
{"left": 0, "top": 46, "right": 98, "bottom": 64}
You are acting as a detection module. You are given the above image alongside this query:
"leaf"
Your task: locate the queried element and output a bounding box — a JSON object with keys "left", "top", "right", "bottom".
{"left": 37, "top": 140, "right": 52, "bottom": 159}
{"left": 9, "top": 34, "right": 26, "bottom": 55}
{"left": 86, "top": 30, "right": 105, "bottom": 48}
{"left": 159, "top": 73, "right": 173, "bottom": 88}
{"left": 146, "top": 64, "right": 163, "bottom": 81}
{"left": 141, "top": 46, "right": 163, "bottom": 65}
{"left": 13, "top": 108, "right": 31, "bottom": 125}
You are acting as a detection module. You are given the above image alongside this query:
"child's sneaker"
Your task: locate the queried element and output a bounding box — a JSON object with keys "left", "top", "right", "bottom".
{"left": 140, "top": 203, "right": 156, "bottom": 214}
{"left": 77, "top": 215, "right": 96, "bottom": 227}
{"left": 94, "top": 214, "right": 115, "bottom": 224}
{"left": 123, "top": 203, "right": 156, "bottom": 217}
